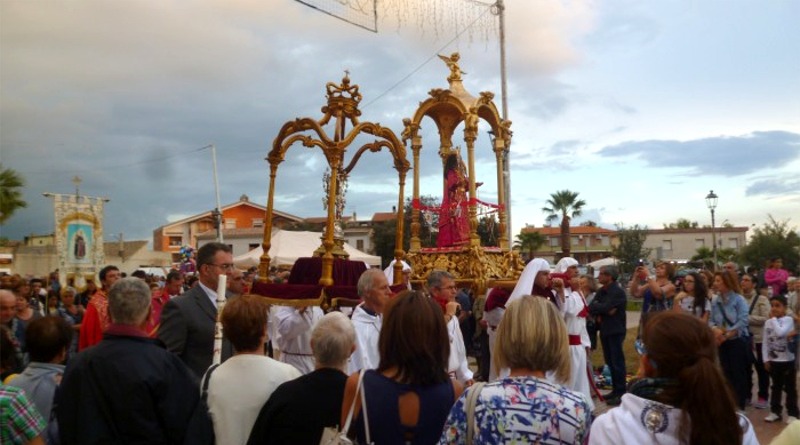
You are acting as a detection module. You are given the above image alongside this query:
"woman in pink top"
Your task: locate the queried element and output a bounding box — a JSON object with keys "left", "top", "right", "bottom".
{"left": 765, "top": 257, "right": 790, "bottom": 296}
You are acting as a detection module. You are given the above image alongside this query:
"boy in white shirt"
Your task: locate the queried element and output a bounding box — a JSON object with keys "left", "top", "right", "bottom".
{"left": 763, "top": 295, "right": 800, "bottom": 423}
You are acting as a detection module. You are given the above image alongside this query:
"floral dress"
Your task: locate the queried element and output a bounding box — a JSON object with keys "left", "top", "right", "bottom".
{"left": 440, "top": 375, "right": 592, "bottom": 444}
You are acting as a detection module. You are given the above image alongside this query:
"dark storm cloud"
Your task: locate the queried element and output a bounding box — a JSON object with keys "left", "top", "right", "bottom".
{"left": 597, "top": 131, "right": 800, "bottom": 176}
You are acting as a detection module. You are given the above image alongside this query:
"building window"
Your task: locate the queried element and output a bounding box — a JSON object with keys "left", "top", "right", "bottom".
{"left": 729, "top": 238, "right": 739, "bottom": 249}
{"left": 357, "top": 239, "right": 364, "bottom": 250}
{"left": 695, "top": 239, "right": 705, "bottom": 248}
{"left": 225, "top": 219, "right": 236, "bottom": 229}
{"left": 600, "top": 236, "right": 609, "bottom": 246}
{"left": 662, "top": 240, "right": 672, "bottom": 251}
{"left": 169, "top": 236, "right": 182, "bottom": 247}
{"left": 248, "top": 243, "right": 260, "bottom": 251}
{"left": 550, "top": 237, "right": 559, "bottom": 247}
{"left": 252, "top": 218, "right": 264, "bottom": 228}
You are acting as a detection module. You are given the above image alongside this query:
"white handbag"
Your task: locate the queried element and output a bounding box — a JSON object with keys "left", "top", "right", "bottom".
{"left": 320, "top": 369, "right": 372, "bottom": 445}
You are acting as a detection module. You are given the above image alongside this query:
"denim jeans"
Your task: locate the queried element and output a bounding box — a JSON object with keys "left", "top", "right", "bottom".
{"left": 601, "top": 333, "right": 626, "bottom": 396}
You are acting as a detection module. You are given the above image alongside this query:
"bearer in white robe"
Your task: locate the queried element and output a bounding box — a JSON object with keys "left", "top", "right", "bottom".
{"left": 275, "top": 305, "right": 323, "bottom": 375}
{"left": 553, "top": 257, "right": 594, "bottom": 410}
{"left": 348, "top": 269, "right": 392, "bottom": 373}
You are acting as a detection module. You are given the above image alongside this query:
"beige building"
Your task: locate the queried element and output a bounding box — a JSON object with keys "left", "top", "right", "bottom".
{"left": 643, "top": 226, "right": 749, "bottom": 262}
{"left": 519, "top": 225, "right": 619, "bottom": 264}
{"left": 4, "top": 236, "right": 171, "bottom": 278}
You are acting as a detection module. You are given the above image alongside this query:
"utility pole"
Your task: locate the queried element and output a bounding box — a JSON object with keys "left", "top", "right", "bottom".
{"left": 117, "top": 232, "right": 124, "bottom": 263}
{"left": 493, "top": 0, "right": 512, "bottom": 245}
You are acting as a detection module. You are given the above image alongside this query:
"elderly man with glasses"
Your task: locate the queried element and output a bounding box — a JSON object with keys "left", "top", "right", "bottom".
{"left": 428, "top": 270, "right": 473, "bottom": 386}
{"left": 158, "top": 242, "right": 234, "bottom": 379}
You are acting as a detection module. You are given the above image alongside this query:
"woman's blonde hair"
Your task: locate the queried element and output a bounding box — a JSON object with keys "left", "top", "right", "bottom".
{"left": 493, "top": 295, "right": 570, "bottom": 382}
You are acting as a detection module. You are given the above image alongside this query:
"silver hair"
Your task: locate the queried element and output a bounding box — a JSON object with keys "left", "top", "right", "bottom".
{"left": 108, "top": 278, "right": 151, "bottom": 325}
{"left": 426, "top": 270, "right": 454, "bottom": 289}
{"left": 311, "top": 312, "right": 355, "bottom": 370}
{"left": 357, "top": 268, "right": 385, "bottom": 297}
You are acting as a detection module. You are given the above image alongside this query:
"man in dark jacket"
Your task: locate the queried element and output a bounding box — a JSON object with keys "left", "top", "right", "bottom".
{"left": 56, "top": 278, "right": 198, "bottom": 445}
{"left": 588, "top": 265, "right": 627, "bottom": 406}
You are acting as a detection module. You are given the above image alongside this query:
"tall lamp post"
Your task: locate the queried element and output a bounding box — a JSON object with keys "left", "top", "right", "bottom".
{"left": 705, "top": 190, "right": 718, "bottom": 271}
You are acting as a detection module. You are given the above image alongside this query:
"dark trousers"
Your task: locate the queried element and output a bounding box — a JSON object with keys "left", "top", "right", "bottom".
{"left": 769, "top": 361, "right": 799, "bottom": 417}
{"left": 476, "top": 330, "right": 490, "bottom": 381}
{"left": 601, "top": 333, "right": 626, "bottom": 396}
{"left": 719, "top": 337, "right": 750, "bottom": 409}
{"left": 748, "top": 341, "right": 770, "bottom": 400}
{"left": 587, "top": 320, "right": 598, "bottom": 350}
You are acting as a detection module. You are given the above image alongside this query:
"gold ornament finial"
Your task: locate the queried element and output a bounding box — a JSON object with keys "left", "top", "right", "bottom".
{"left": 438, "top": 52, "right": 466, "bottom": 82}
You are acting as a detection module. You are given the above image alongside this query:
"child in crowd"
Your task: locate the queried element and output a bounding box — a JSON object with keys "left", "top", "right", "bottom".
{"left": 763, "top": 295, "right": 800, "bottom": 423}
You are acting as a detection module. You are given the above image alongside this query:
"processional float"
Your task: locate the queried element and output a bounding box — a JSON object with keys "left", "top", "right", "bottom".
{"left": 251, "top": 54, "right": 522, "bottom": 309}
{"left": 251, "top": 73, "right": 410, "bottom": 308}
{"left": 403, "top": 53, "right": 523, "bottom": 295}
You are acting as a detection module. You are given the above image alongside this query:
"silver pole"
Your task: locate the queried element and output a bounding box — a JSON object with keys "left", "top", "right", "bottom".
{"left": 211, "top": 144, "right": 224, "bottom": 243}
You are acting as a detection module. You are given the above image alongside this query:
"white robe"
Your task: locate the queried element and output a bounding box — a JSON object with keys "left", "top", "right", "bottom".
{"left": 347, "top": 304, "right": 382, "bottom": 374}
{"left": 590, "top": 393, "right": 759, "bottom": 445}
{"left": 447, "top": 315, "right": 473, "bottom": 383}
{"left": 560, "top": 287, "right": 594, "bottom": 411}
{"left": 275, "top": 305, "right": 323, "bottom": 375}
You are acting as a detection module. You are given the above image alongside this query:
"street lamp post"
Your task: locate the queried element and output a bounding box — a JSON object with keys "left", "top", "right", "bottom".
{"left": 705, "top": 190, "right": 718, "bottom": 271}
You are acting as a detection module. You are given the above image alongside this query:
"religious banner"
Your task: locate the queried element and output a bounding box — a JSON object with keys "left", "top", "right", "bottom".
{"left": 50, "top": 193, "right": 106, "bottom": 288}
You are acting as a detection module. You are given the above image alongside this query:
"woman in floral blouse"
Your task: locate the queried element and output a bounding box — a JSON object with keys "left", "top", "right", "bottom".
{"left": 439, "top": 295, "right": 592, "bottom": 444}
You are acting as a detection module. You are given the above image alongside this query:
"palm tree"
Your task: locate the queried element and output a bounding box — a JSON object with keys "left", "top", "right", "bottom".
{"left": 0, "top": 164, "right": 27, "bottom": 224}
{"left": 542, "top": 190, "right": 586, "bottom": 259}
{"left": 514, "top": 231, "right": 547, "bottom": 262}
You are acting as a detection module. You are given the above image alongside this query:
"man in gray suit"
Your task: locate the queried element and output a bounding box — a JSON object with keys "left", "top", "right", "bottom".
{"left": 158, "top": 242, "right": 234, "bottom": 378}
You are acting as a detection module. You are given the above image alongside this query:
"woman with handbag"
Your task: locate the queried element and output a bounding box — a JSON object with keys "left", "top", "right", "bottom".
{"left": 439, "top": 295, "right": 591, "bottom": 444}
{"left": 709, "top": 270, "right": 751, "bottom": 410}
{"left": 340, "top": 290, "right": 463, "bottom": 445}
{"left": 590, "top": 311, "right": 758, "bottom": 445}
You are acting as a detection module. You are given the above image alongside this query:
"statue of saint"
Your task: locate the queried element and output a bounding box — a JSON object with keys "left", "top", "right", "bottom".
{"left": 437, "top": 152, "right": 471, "bottom": 247}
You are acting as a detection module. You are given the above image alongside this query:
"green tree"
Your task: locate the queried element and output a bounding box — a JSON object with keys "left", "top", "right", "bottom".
{"left": 580, "top": 220, "right": 598, "bottom": 227}
{"left": 477, "top": 214, "right": 500, "bottom": 247}
{"left": 663, "top": 218, "right": 699, "bottom": 229}
{"left": 514, "top": 231, "right": 546, "bottom": 262}
{"left": 0, "top": 164, "right": 27, "bottom": 224}
{"left": 542, "top": 190, "right": 586, "bottom": 258}
{"left": 371, "top": 195, "right": 440, "bottom": 267}
{"left": 611, "top": 224, "right": 651, "bottom": 277}
{"left": 740, "top": 215, "right": 800, "bottom": 274}
{"left": 691, "top": 246, "right": 714, "bottom": 269}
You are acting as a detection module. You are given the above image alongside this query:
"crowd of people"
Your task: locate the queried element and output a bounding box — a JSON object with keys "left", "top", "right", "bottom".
{"left": 1, "top": 246, "right": 799, "bottom": 444}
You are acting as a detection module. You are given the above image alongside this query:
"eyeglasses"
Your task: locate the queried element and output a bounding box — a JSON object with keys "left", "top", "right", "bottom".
{"left": 437, "top": 285, "right": 457, "bottom": 291}
{"left": 208, "top": 263, "right": 235, "bottom": 271}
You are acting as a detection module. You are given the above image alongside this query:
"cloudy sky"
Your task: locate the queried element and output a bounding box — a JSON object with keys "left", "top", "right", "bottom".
{"left": 1, "top": 0, "right": 798, "bottom": 244}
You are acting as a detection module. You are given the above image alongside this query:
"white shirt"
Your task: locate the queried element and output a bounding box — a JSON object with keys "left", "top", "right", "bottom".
{"left": 763, "top": 315, "right": 796, "bottom": 363}
{"left": 348, "top": 304, "right": 382, "bottom": 374}
{"left": 590, "top": 393, "right": 759, "bottom": 445}
{"left": 198, "top": 281, "right": 221, "bottom": 309}
{"left": 447, "top": 315, "right": 473, "bottom": 383}
{"left": 207, "top": 354, "right": 301, "bottom": 445}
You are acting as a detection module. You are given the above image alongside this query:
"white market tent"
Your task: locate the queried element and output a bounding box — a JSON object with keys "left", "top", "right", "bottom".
{"left": 232, "top": 230, "right": 381, "bottom": 269}
{"left": 587, "top": 257, "right": 619, "bottom": 269}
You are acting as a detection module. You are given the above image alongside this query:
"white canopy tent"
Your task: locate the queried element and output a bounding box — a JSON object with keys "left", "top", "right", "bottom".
{"left": 587, "top": 257, "right": 618, "bottom": 269}
{"left": 232, "top": 230, "right": 382, "bottom": 269}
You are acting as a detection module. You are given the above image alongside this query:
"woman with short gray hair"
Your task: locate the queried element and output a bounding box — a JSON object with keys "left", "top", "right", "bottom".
{"left": 247, "top": 312, "right": 355, "bottom": 445}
